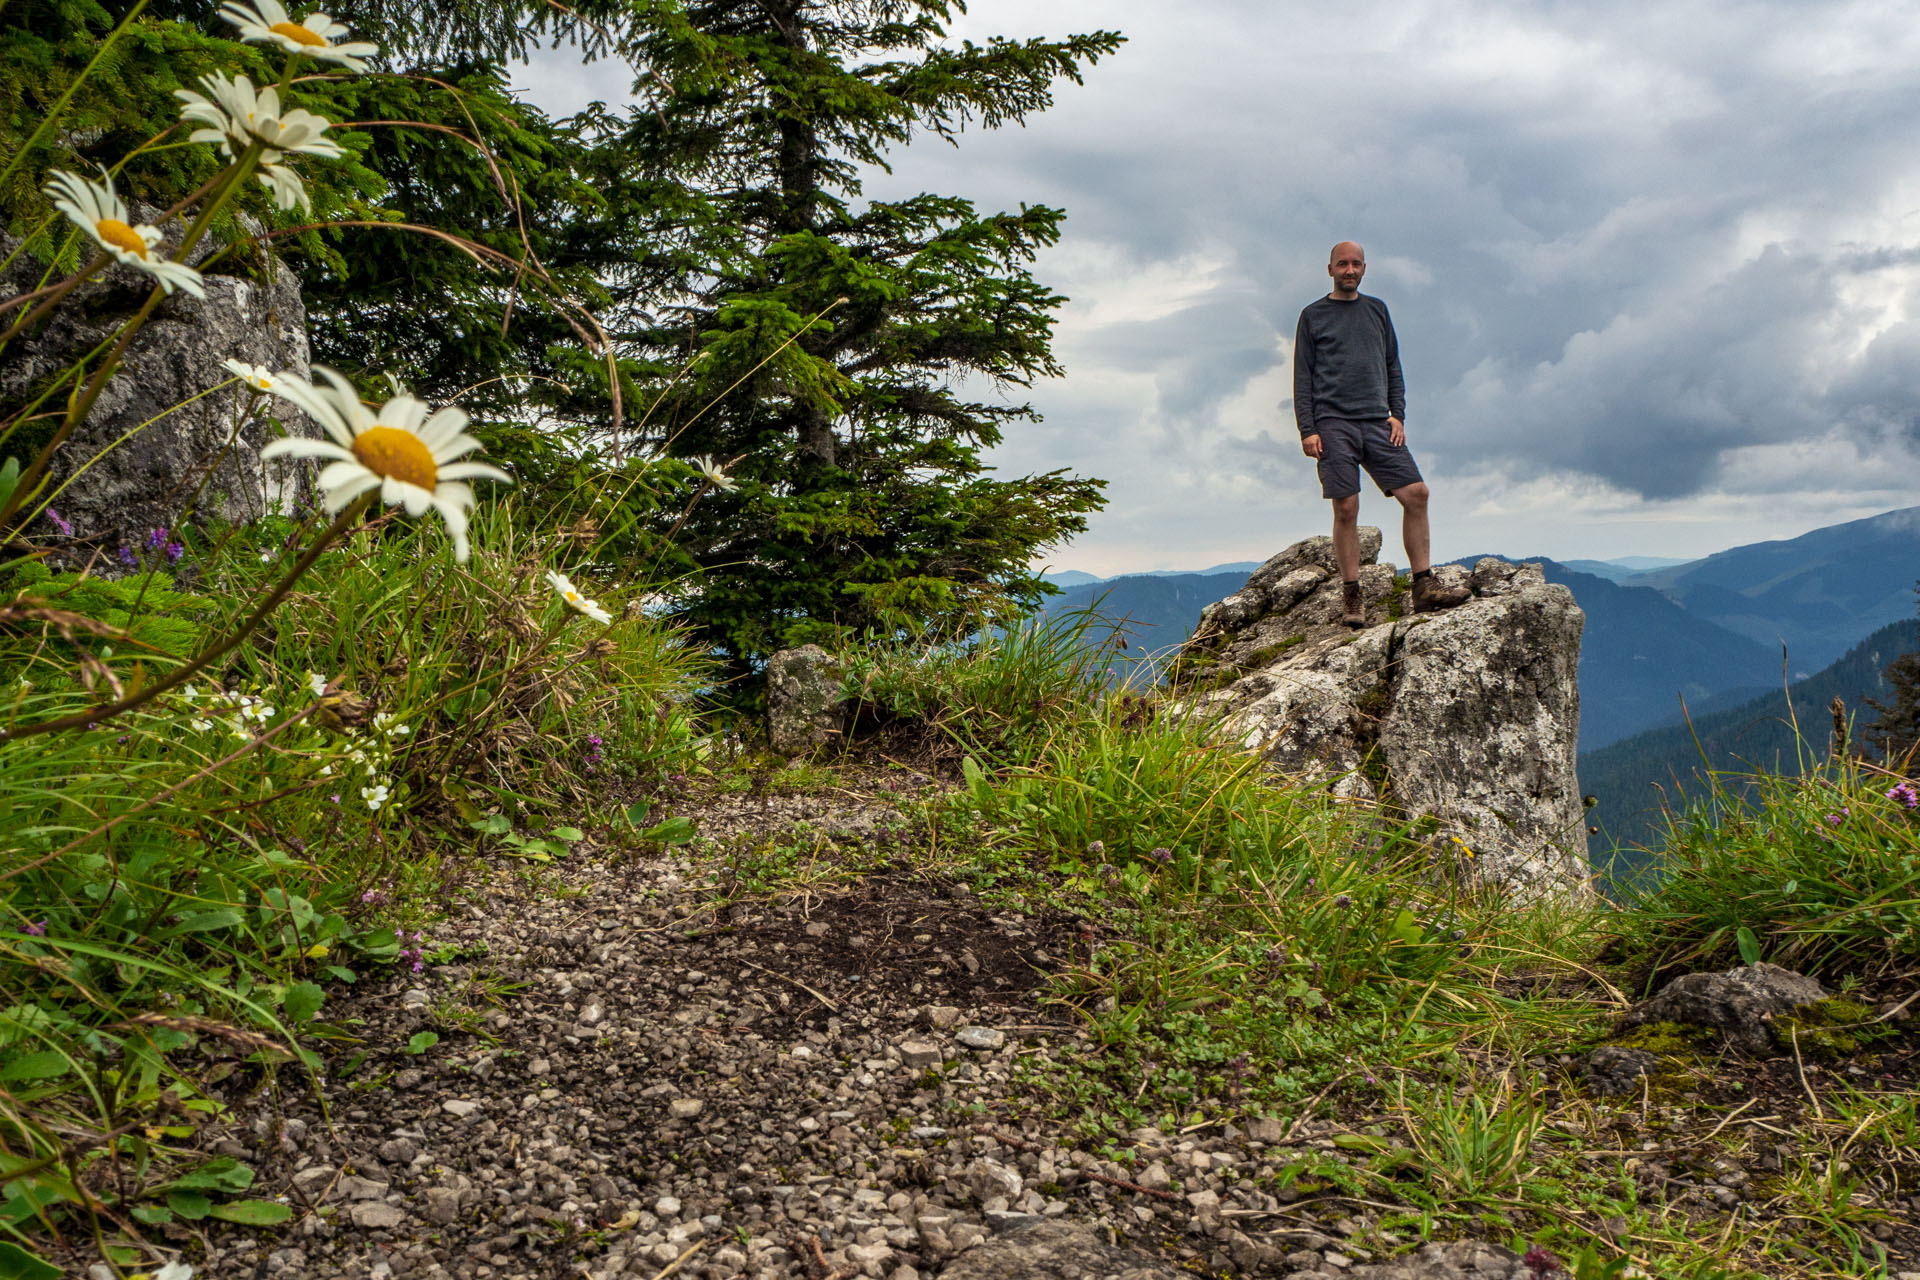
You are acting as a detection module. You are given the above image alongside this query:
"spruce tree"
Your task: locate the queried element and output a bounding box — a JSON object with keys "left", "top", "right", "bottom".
{"left": 1867, "top": 579, "right": 1920, "bottom": 764}
{"left": 610, "top": 1, "right": 1122, "bottom": 665}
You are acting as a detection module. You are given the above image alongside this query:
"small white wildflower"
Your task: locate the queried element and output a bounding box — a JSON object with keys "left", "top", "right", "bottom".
{"left": 218, "top": 0, "right": 379, "bottom": 71}
{"left": 545, "top": 570, "right": 613, "bottom": 625}
{"left": 155, "top": 1261, "right": 195, "bottom": 1280}
{"left": 190, "top": 717, "right": 214, "bottom": 733}
{"left": 361, "top": 783, "right": 390, "bottom": 811}
{"left": 307, "top": 671, "right": 327, "bottom": 697}
{"left": 174, "top": 73, "right": 343, "bottom": 213}
{"left": 223, "top": 358, "right": 278, "bottom": 392}
{"left": 44, "top": 170, "right": 206, "bottom": 297}
{"left": 259, "top": 367, "right": 510, "bottom": 562}
{"left": 690, "top": 454, "right": 737, "bottom": 491}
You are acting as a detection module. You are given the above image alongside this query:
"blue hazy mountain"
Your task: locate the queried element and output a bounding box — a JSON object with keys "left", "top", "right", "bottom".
{"left": 1561, "top": 556, "right": 1695, "bottom": 583}
{"left": 1620, "top": 506, "right": 1920, "bottom": 672}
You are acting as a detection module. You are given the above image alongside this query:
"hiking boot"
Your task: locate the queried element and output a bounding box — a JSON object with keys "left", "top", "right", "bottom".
{"left": 1412, "top": 572, "right": 1471, "bottom": 613}
{"left": 1341, "top": 579, "right": 1366, "bottom": 629}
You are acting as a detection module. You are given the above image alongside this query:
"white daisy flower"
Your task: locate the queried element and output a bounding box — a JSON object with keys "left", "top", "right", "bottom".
{"left": 223, "top": 358, "right": 278, "bottom": 392}
{"left": 190, "top": 717, "right": 214, "bottom": 733}
{"left": 545, "top": 571, "right": 613, "bottom": 625}
{"left": 690, "top": 455, "right": 736, "bottom": 491}
{"left": 174, "top": 74, "right": 342, "bottom": 212}
{"left": 217, "top": 0, "right": 378, "bottom": 71}
{"left": 307, "top": 671, "right": 327, "bottom": 697}
{"left": 257, "top": 367, "right": 510, "bottom": 562}
{"left": 361, "top": 783, "right": 390, "bottom": 811}
{"left": 43, "top": 171, "right": 205, "bottom": 298}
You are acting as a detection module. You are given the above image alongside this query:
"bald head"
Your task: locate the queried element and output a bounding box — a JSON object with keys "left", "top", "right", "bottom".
{"left": 1327, "top": 242, "right": 1367, "bottom": 299}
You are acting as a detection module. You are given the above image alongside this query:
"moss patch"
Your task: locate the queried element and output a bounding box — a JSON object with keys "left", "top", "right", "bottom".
{"left": 1611, "top": 1020, "right": 1717, "bottom": 1057}
{"left": 1248, "top": 634, "right": 1306, "bottom": 666}
{"left": 1773, "top": 997, "right": 1885, "bottom": 1058}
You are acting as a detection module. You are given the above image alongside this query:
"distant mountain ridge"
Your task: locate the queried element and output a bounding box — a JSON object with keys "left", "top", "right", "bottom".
{"left": 1618, "top": 506, "right": 1920, "bottom": 671}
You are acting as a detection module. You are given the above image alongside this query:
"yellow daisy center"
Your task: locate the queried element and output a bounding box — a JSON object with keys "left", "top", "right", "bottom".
{"left": 270, "top": 20, "right": 328, "bottom": 46}
{"left": 352, "top": 426, "right": 438, "bottom": 490}
{"left": 95, "top": 218, "right": 149, "bottom": 259}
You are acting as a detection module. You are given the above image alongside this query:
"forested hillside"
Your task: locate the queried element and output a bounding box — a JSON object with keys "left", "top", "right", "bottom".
{"left": 1583, "top": 618, "right": 1920, "bottom": 872}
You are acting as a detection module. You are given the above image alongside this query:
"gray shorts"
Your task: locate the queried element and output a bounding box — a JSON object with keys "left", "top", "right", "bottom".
{"left": 1312, "top": 417, "right": 1423, "bottom": 499}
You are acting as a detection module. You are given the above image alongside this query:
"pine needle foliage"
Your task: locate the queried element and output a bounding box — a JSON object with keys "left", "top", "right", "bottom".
{"left": 1865, "top": 580, "right": 1920, "bottom": 764}
{"left": 609, "top": 1, "right": 1123, "bottom": 666}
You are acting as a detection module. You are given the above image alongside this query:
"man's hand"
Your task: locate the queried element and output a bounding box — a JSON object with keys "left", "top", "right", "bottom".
{"left": 1387, "top": 416, "right": 1405, "bottom": 447}
{"left": 1301, "top": 433, "right": 1323, "bottom": 459}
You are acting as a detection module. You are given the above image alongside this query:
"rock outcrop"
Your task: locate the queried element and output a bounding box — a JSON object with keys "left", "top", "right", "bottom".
{"left": 767, "top": 644, "right": 850, "bottom": 755}
{"left": 1171, "top": 531, "right": 1591, "bottom": 900}
{"left": 1, "top": 234, "right": 315, "bottom": 559}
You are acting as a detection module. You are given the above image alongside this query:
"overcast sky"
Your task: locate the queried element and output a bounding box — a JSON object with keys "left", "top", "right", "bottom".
{"left": 515, "top": 0, "right": 1920, "bottom": 576}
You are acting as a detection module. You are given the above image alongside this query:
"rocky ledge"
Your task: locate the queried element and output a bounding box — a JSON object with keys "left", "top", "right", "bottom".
{"left": 1170, "top": 530, "right": 1590, "bottom": 900}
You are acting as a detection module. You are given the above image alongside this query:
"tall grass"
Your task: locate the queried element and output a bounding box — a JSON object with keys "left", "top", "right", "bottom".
{"left": 843, "top": 606, "right": 1121, "bottom": 766}
{"left": 1615, "top": 754, "right": 1920, "bottom": 980}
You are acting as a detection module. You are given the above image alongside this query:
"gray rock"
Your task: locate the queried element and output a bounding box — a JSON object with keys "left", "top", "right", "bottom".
{"left": 1581, "top": 1045, "right": 1657, "bottom": 1096}
{"left": 422, "top": 1185, "right": 462, "bottom": 1225}
{"left": 923, "top": 1005, "right": 964, "bottom": 1030}
{"left": 441, "top": 1099, "right": 480, "bottom": 1118}
{"left": 668, "top": 1097, "right": 704, "bottom": 1119}
{"left": 348, "top": 1201, "right": 407, "bottom": 1230}
{"left": 290, "top": 1164, "right": 337, "bottom": 1200}
{"left": 1175, "top": 537, "right": 1591, "bottom": 900}
{"left": 934, "top": 1220, "right": 1186, "bottom": 1279}
{"left": 1244, "top": 1116, "right": 1288, "bottom": 1143}
{"left": 0, "top": 231, "right": 319, "bottom": 560}
{"left": 966, "top": 1157, "right": 1023, "bottom": 1205}
{"left": 1618, "top": 962, "right": 1829, "bottom": 1055}
{"left": 337, "top": 1174, "right": 389, "bottom": 1201}
{"left": 898, "top": 1038, "right": 943, "bottom": 1069}
{"left": 766, "top": 644, "right": 849, "bottom": 755}
{"left": 954, "top": 1025, "right": 1004, "bottom": 1051}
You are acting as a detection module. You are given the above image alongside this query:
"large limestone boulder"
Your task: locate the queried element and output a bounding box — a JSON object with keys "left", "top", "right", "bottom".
{"left": 1171, "top": 531, "right": 1591, "bottom": 900}
{"left": 1, "top": 234, "right": 316, "bottom": 559}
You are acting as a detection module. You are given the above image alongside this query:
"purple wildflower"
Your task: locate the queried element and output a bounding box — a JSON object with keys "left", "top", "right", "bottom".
{"left": 117, "top": 545, "right": 137, "bottom": 568}
{"left": 145, "top": 527, "right": 169, "bottom": 551}
{"left": 44, "top": 508, "right": 73, "bottom": 536}
{"left": 1334, "top": 893, "right": 1353, "bottom": 909}
{"left": 1521, "top": 1244, "right": 1561, "bottom": 1278}
{"left": 166, "top": 541, "right": 184, "bottom": 564}
{"left": 1086, "top": 840, "right": 1105, "bottom": 857}
{"left": 1889, "top": 782, "right": 1919, "bottom": 812}
{"left": 22, "top": 920, "right": 47, "bottom": 937}
{"left": 1147, "top": 846, "right": 1173, "bottom": 866}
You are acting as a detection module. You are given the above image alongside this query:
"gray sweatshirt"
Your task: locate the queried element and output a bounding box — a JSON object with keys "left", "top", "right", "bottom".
{"left": 1292, "top": 294, "right": 1404, "bottom": 437}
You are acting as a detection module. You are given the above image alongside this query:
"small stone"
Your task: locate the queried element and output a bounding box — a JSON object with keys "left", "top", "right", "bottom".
{"left": 654, "top": 1195, "right": 682, "bottom": 1218}
{"left": 954, "top": 1026, "right": 1004, "bottom": 1051}
{"left": 528, "top": 1057, "right": 550, "bottom": 1075}
{"left": 578, "top": 1001, "right": 604, "bottom": 1025}
{"left": 338, "top": 1174, "right": 389, "bottom": 1201}
{"left": 925, "top": 1006, "right": 963, "bottom": 1030}
{"left": 349, "top": 1201, "right": 407, "bottom": 1230}
{"left": 1185, "top": 1189, "right": 1220, "bottom": 1211}
{"left": 967, "top": 1158, "right": 1023, "bottom": 1204}
{"left": 393, "top": 1068, "right": 422, "bottom": 1090}
{"left": 422, "top": 1186, "right": 462, "bottom": 1225}
{"left": 441, "top": 1099, "right": 480, "bottom": 1118}
{"left": 897, "top": 1039, "right": 943, "bottom": 1069}
{"left": 668, "top": 1097, "right": 704, "bottom": 1119}
{"left": 1244, "top": 1117, "right": 1287, "bottom": 1143}
{"left": 1136, "top": 1160, "right": 1171, "bottom": 1191}
{"left": 983, "top": 1210, "right": 1044, "bottom": 1234}
{"left": 846, "top": 1241, "right": 895, "bottom": 1277}
{"left": 378, "top": 1138, "right": 418, "bottom": 1165}
{"left": 1322, "top": 1252, "right": 1352, "bottom": 1271}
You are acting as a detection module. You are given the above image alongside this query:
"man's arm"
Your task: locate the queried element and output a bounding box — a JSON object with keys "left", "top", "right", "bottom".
{"left": 1293, "top": 310, "right": 1318, "bottom": 450}
{"left": 1380, "top": 301, "right": 1405, "bottom": 425}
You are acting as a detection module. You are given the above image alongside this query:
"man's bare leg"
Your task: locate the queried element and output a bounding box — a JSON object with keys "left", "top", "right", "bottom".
{"left": 1394, "top": 481, "right": 1432, "bottom": 574}
{"left": 1332, "top": 494, "right": 1361, "bottom": 580}
{"left": 1331, "top": 494, "right": 1365, "bottom": 627}
{"left": 1393, "top": 481, "right": 1469, "bottom": 611}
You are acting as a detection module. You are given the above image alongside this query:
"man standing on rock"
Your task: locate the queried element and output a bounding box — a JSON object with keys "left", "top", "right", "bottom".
{"left": 1294, "top": 241, "right": 1468, "bottom": 627}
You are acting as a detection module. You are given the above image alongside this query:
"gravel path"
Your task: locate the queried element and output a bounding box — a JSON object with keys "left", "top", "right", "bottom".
{"left": 174, "top": 789, "right": 1596, "bottom": 1280}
